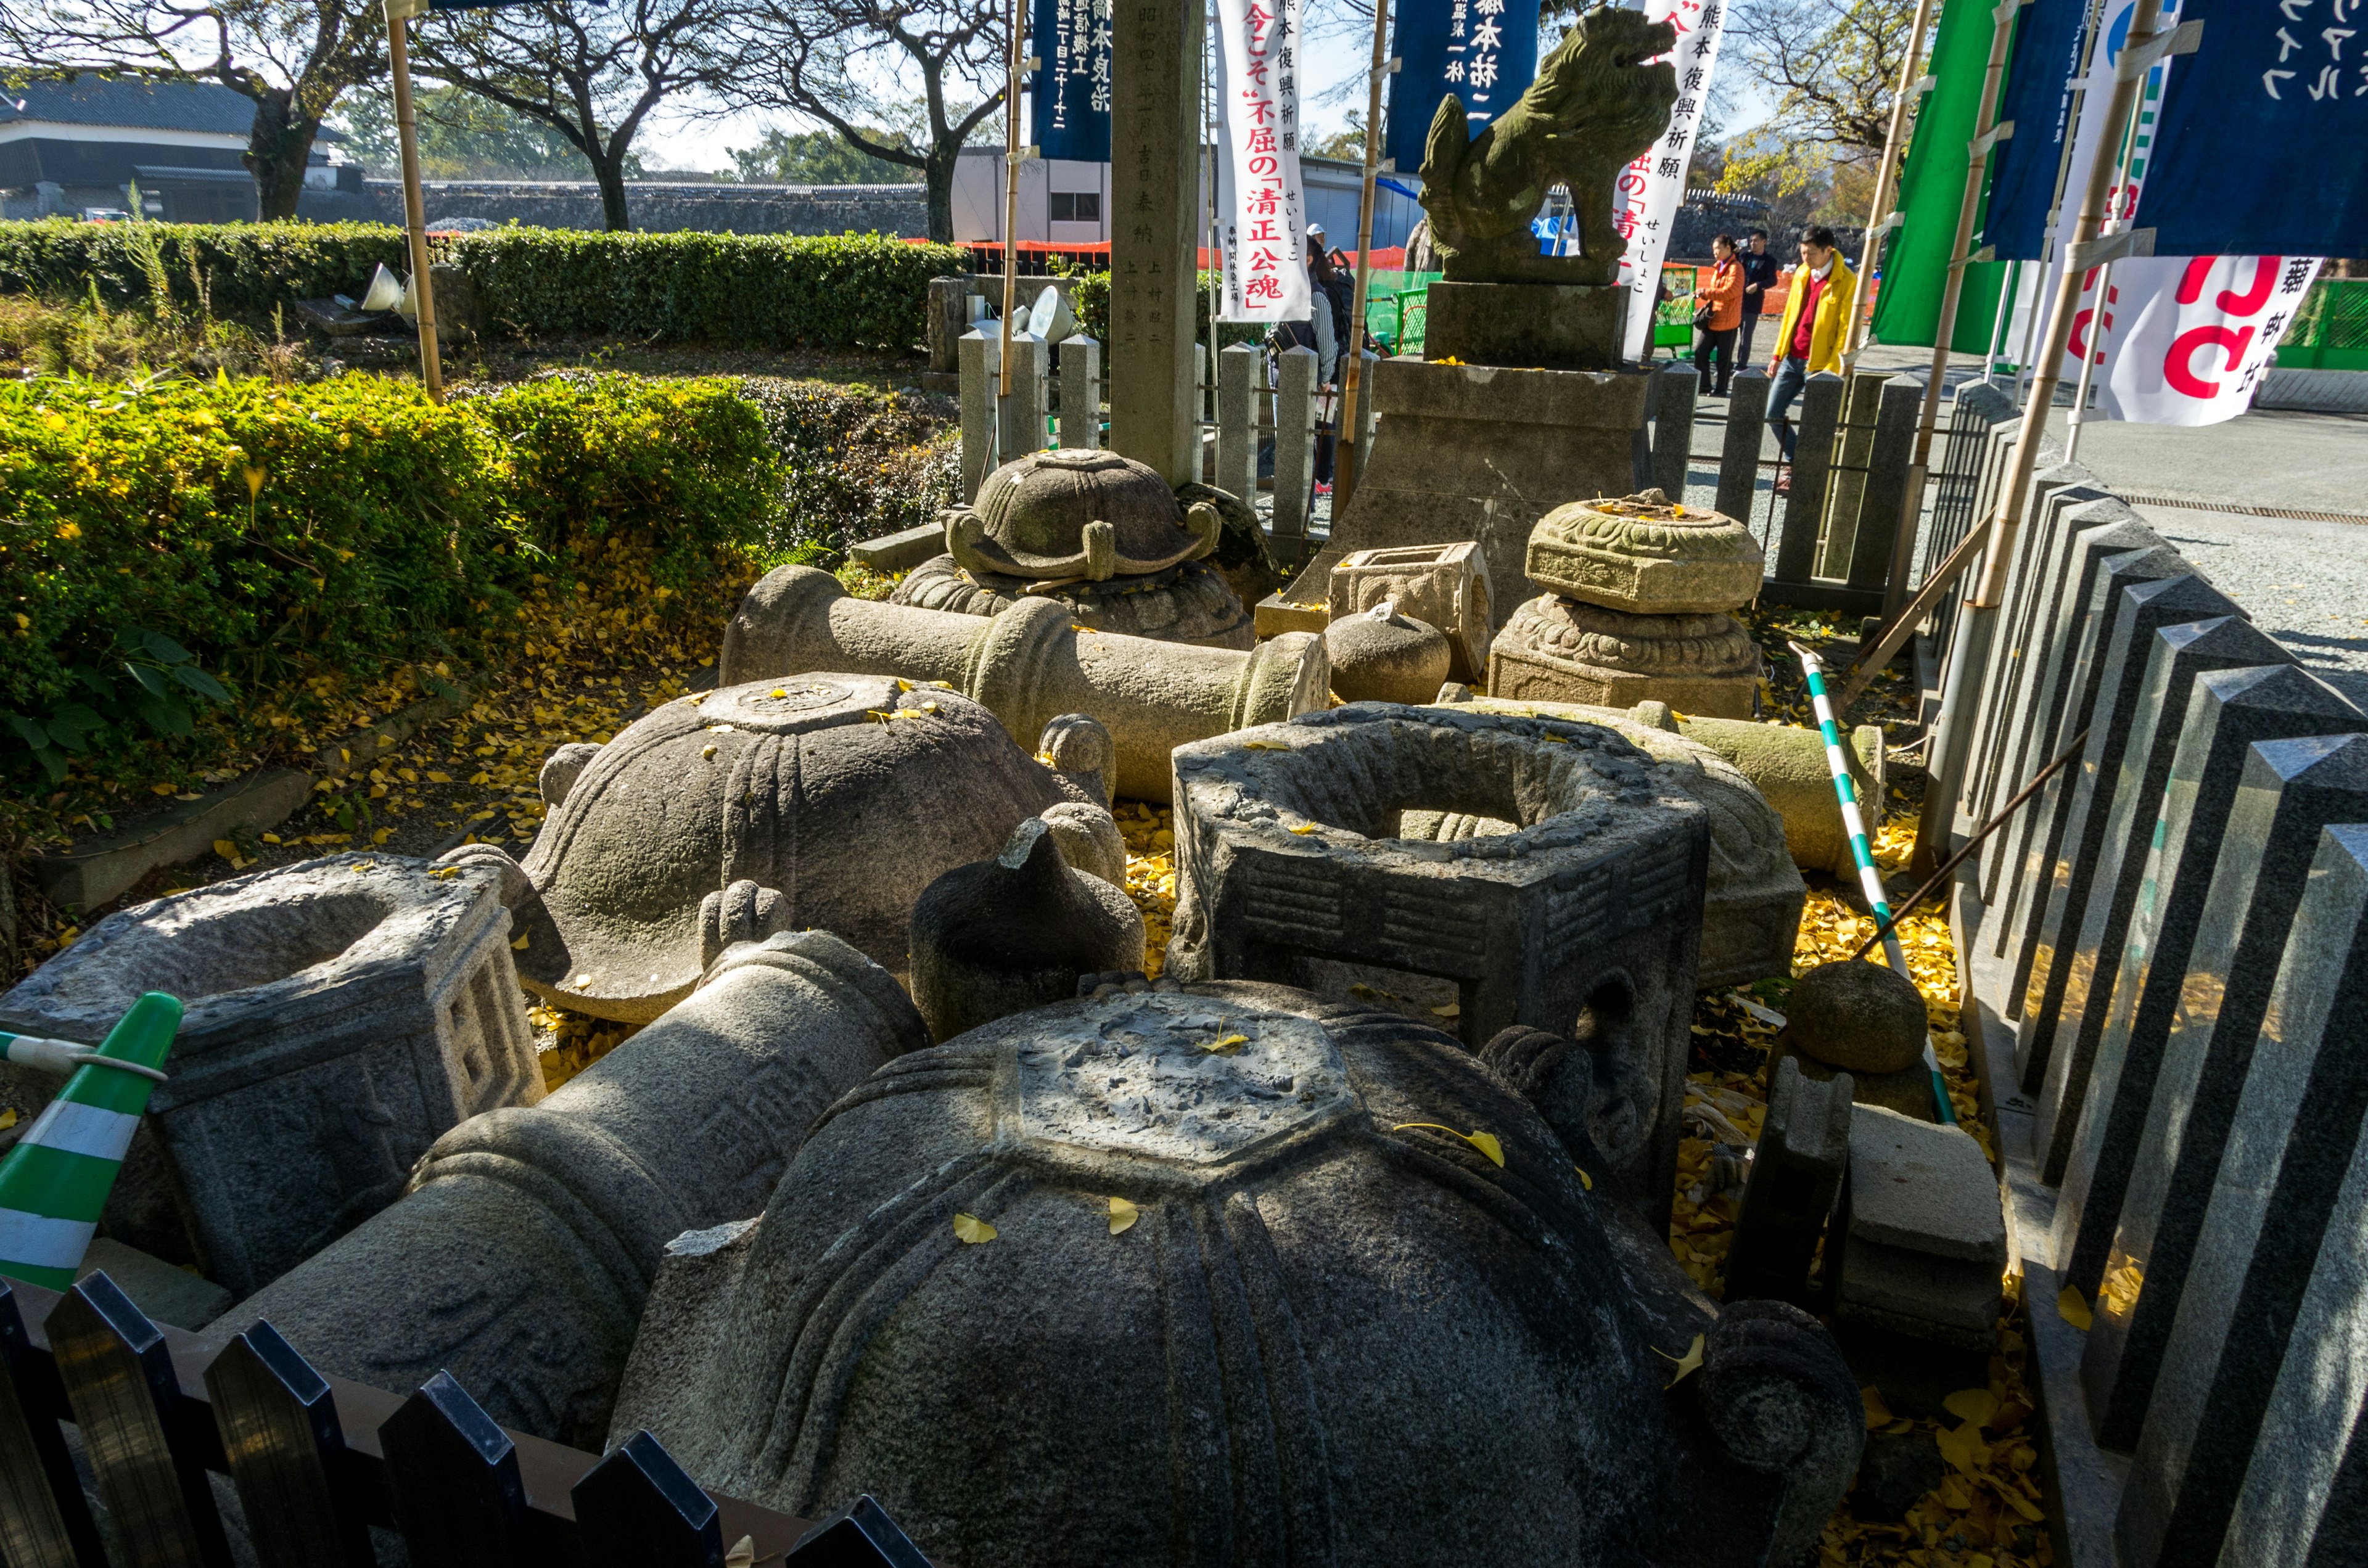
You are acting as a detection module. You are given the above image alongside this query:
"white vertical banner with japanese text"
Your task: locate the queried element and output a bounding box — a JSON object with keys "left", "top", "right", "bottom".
{"left": 1217, "top": 0, "right": 1311, "bottom": 324}
{"left": 2045, "top": 0, "right": 2322, "bottom": 424}
{"left": 1616, "top": 0, "right": 1727, "bottom": 363}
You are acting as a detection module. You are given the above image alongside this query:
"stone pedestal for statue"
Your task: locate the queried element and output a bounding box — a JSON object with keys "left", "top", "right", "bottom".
{"left": 1490, "top": 597, "right": 1763, "bottom": 718}
{"left": 1423, "top": 281, "right": 1629, "bottom": 372}
{"left": 1323, "top": 359, "right": 1650, "bottom": 628}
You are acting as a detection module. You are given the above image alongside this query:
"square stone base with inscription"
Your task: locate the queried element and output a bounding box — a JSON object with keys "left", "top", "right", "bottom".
{"left": 1324, "top": 358, "right": 1651, "bottom": 628}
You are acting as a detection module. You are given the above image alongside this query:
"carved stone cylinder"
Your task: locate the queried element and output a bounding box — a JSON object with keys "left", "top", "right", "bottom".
{"left": 720, "top": 565, "right": 1331, "bottom": 802}
{"left": 213, "top": 930, "right": 929, "bottom": 1450}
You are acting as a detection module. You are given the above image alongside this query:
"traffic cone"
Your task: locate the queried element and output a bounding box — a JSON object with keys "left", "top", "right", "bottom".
{"left": 0, "top": 991, "right": 181, "bottom": 1289}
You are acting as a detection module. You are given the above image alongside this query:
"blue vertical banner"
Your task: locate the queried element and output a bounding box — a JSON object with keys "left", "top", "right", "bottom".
{"left": 1976, "top": 0, "right": 2089, "bottom": 260}
{"left": 1384, "top": 0, "right": 1546, "bottom": 177}
{"left": 2137, "top": 0, "right": 2368, "bottom": 255}
{"left": 1030, "top": 0, "right": 1114, "bottom": 163}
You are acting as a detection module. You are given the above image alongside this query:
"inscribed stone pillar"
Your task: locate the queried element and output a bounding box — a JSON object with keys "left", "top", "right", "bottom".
{"left": 1108, "top": 0, "right": 1204, "bottom": 485}
{"left": 2212, "top": 837, "right": 2368, "bottom": 1564}
{"left": 1059, "top": 335, "right": 1103, "bottom": 449}
{"left": 2027, "top": 606, "right": 2282, "bottom": 1175}
{"left": 1216, "top": 341, "right": 1257, "bottom": 498}
{"left": 1272, "top": 343, "right": 1317, "bottom": 546}
{"left": 1996, "top": 546, "right": 2195, "bottom": 1001}
{"left": 1716, "top": 367, "right": 1768, "bottom": 527}
{"left": 1981, "top": 506, "right": 2162, "bottom": 952}
{"left": 1846, "top": 376, "right": 1922, "bottom": 596}
{"left": 2049, "top": 664, "right": 2365, "bottom": 1298}
{"left": 2079, "top": 734, "right": 2368, "bottom": 1453}
{"left": 1814, "top": 370, "right": 1889, "bottom": 580}
{"left": 998, "top": 334, "right": 1050, "bottom": 462}
{"left": 958, "top": 328, "right": 1001, "bottom": 504}
{"left": 1965, "top": 469, "right": 2109, "bottom": 827}
{"left": 2116, "top": 824, "right": 2368, "bottom": 1568}
{"left": 1651, "top": 362, "right": 1697, "bottom": 503}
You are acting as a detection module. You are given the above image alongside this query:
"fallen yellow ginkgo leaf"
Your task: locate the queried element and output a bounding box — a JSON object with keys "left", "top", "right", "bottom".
{"left": 1935, "top": 1419, "right": 1990, "bottom": 1477}
{"left": 1202, "top": 1033, "right": 1248, "bottom": 1054}
{"left": 1992, "top": 1478, "right": 2046, "bottom": 1522}
{"left": 1108, "top": 1196, "right": 1138, "bottom": 1235}
{"left": 953, "top": 1212, "right": 998, "bottom": 1244}
{"left": 511, "top": 933, "right": 530, "bottom": 950}
{"left": 1393, "top": 1123, "right": 1504, "bottom": 1167}
{"left": 1243, "top": 739, "right": 1290, "bottom": 751}
{"left": 2057, "top": 1284, "right": 2094, "bottom": 1331}
{"left": 1574, "top": 1166, "right": 1593, "bottom": 1191}
{"left": 1288, "top": 824, "right": 1320, "bottom": 835}
{"left": 1431, "top": 1002, "right": 1461, "bottom": 1019}
{"left": 724, "top": 1535, "right": 756, "bottom": 1568}
{"left": 1942, "top": 1387, "right": 1999, "bottom": 1429}
{"left": 1654, "top": 1332, "right": 1705, "bottom": 1386}
{"left": 1861, "top": 1385, "right": 1893, "bottom": 1430}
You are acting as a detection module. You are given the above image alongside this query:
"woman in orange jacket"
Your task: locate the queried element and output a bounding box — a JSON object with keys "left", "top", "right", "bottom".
{"left": 1692, "top": 234, "right": 1746, "bottom": 396}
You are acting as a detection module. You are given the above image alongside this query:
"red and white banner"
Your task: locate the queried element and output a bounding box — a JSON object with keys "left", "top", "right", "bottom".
{"left": 2069, "top": 255, "right": 2319, "bottom": 425}
{"left": 2042, "top": 0, "right": 2320, "bottom": 424}
{"left": 1616, "top": 0, "right": 1727, "bottom": 363}
{"left": 1216, "top": 0, "right": 1310, "bottom": 324}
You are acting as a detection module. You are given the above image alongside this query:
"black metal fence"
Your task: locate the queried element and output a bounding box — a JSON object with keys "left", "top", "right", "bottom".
{"left": 0, "top": 1272, "right": 919, "bottom": 1568}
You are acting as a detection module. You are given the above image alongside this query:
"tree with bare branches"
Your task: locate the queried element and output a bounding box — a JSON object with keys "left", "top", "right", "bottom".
{"left": 733, "top": 0, "right": 1005, "bottom": 243}
{"left": 1716, "top": 0, "right": 1914, "bottom": 202}
{"left": 1, "top": 0, "right": 385, "bottom": 219}
{"left": 406, "top": 0, "right": 751, "bottom": 231}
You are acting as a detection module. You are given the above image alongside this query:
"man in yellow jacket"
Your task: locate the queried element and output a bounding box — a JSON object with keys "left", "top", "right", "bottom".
{"left": 1764, "top": 225, "right": 1857, "bottom": 494}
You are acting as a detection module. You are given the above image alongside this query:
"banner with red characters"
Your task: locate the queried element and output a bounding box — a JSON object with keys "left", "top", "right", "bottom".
{"left": 1217, "top": 0, "right": 1312, "bottom": 324}
{"left": 2070, "top": 254, "right": 2320, "bottom": 425}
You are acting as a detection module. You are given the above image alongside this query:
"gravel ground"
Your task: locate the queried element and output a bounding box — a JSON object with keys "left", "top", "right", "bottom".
{"left": 2124, "top": 506, "right": 2368, "bottom": 708}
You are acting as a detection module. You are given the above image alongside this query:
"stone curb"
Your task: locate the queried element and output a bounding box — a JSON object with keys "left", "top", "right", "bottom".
{"left": 849, "top": 524, "right": 943, "bottom": 574}
{"left": 28, "top": 684, "right": 474, "bottom": 915}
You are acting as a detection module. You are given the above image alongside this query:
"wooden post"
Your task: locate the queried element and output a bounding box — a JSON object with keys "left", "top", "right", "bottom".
{"left": 1333, "top": 0, "right": 1394, "bottom": 518}
{"left": 1914, "top": 0, "right": 2178, "bottom": 874}
{"left": 384, "top": 0, "right": 442, "bottom": 402}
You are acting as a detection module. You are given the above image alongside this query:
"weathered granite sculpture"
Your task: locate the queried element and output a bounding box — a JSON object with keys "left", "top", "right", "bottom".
{"left": 1769, "top": 960, "right": 1936, "bottom": 1122}
{"left": 909, "top": 818, "right": 1146, "bottom": 1042}
{"left": 1324, "top": 603, "right": 1453, "bottom": 705}
{"left": 1669, "top": 709, "right": 1886, "bottom": 880}
{"left": 890, "top": 448, "right": 1252, "bottom": 648}
{"left": 1492, "top": 596, "right": 1763, "bottom": 718}
{"left": 1725, "top": 1057, "right": 1854, "bottom": 1306}
{"left": 1527, "top": 491, "right": 1767, "bottom": 615}
{"left": 471, "top": 676, "right": 1108, "bottom": 1022}
{"left": 721, "top": 565, "right": 1330, "bottom": 803}
{"left": 1326, "top": 541, "right": 1495, "bottom": 683}
{"left": 217, "top": 930, "right": 929, "bottom": 1449}
{"left": 1479, "top": 1020, "right": 1656, "bottom": 1192}
{"left": 1835, "top": 1108, "right": 2006, "bottom": 1349}
{"left": 1407, "top": 694, "right": 1803, "bottom": 988}
{"left": 1162, "top": 704, "right": 1709, "bottom": 1215}
{"left": 1418, "top": 6, "right": 1679, "bottom": 369}
{"left": 1492, "top": 491, "right": 1764, "bottom": 719}
{"left": 610, "top": 982, "right": 1863, "bottom": 1568}
{"left": 1, "top": 856, "right": 541, "bottom": 1297}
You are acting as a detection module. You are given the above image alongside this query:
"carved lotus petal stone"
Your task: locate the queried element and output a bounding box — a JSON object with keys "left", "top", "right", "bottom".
{"left": 952, "top": 447, "right": 1217, "bottom": 581}
{"left": 889, "top": 552, "right": 1253, "bottom": 649}
{"left": 1490, "top": 596, "right": 1762, "bottom": 720}
{"left": 1525, "top": 490, "right": 1765, "bottom": 614}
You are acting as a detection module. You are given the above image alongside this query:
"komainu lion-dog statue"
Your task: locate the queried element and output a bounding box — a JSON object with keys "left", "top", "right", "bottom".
{"left": 1420, "top": 5, "right": 1680, "bottom": 286}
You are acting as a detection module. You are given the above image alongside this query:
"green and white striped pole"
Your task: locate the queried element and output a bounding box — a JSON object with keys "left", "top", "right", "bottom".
{"left": 0, "top": 992, "right": 180, "bottom": 1289}
{"left": 1787, "top": 641, "right": 1955, "bottom": 1125}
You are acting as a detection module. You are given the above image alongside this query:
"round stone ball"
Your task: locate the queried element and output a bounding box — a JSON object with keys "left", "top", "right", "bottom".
{"left": 1778, "top": 959, "right": 1929, "bottom": 1075}
{"left": 1326, "top": 609, "right": 1453, "bottom": 705}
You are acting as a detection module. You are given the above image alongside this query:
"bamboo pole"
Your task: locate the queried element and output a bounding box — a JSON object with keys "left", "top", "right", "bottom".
{"left": 384, "top": 0, "right": 442, "bottom": 403}
{"left": 1839, "top": 0, "right": 1942, "bottom": 370}
{"left": 1909, "top": 0, "right": 2174, "bottom": 874}
{"left": 1332, "top": 0, "right": 1394, "bottom": 517}
{"left": 1871, "top": 0, "right": 2024, "bottom": 626}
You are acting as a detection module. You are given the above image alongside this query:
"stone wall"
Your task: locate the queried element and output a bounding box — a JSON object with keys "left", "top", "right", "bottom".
{"left": 296, "top": 179, "right": 929, "bottom": 236}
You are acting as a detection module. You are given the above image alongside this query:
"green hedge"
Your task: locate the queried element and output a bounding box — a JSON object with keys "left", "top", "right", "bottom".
{"left": 1, "top": 372, "right": 783, "bottom": 729}
{"left": 0, "top": 220, "right": 967, "bottom": 350}
{"left": 1066, "top": 269, "right": 1267, "bottom": 354}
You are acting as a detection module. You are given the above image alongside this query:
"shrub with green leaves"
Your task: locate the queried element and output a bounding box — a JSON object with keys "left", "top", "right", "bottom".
{"left": 735, "top": 377, "right": 956, "bottom": 558}
{"left": 1, "top": 371, "right": 784, "bottom": 792}
{"left": 0, "top": 219, "right": 967, "bottom": 351}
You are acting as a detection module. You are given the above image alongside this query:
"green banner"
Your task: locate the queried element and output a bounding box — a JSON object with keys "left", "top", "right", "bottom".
{"left": 1869, "top": 0, "right": 2013, "bottom": 353}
